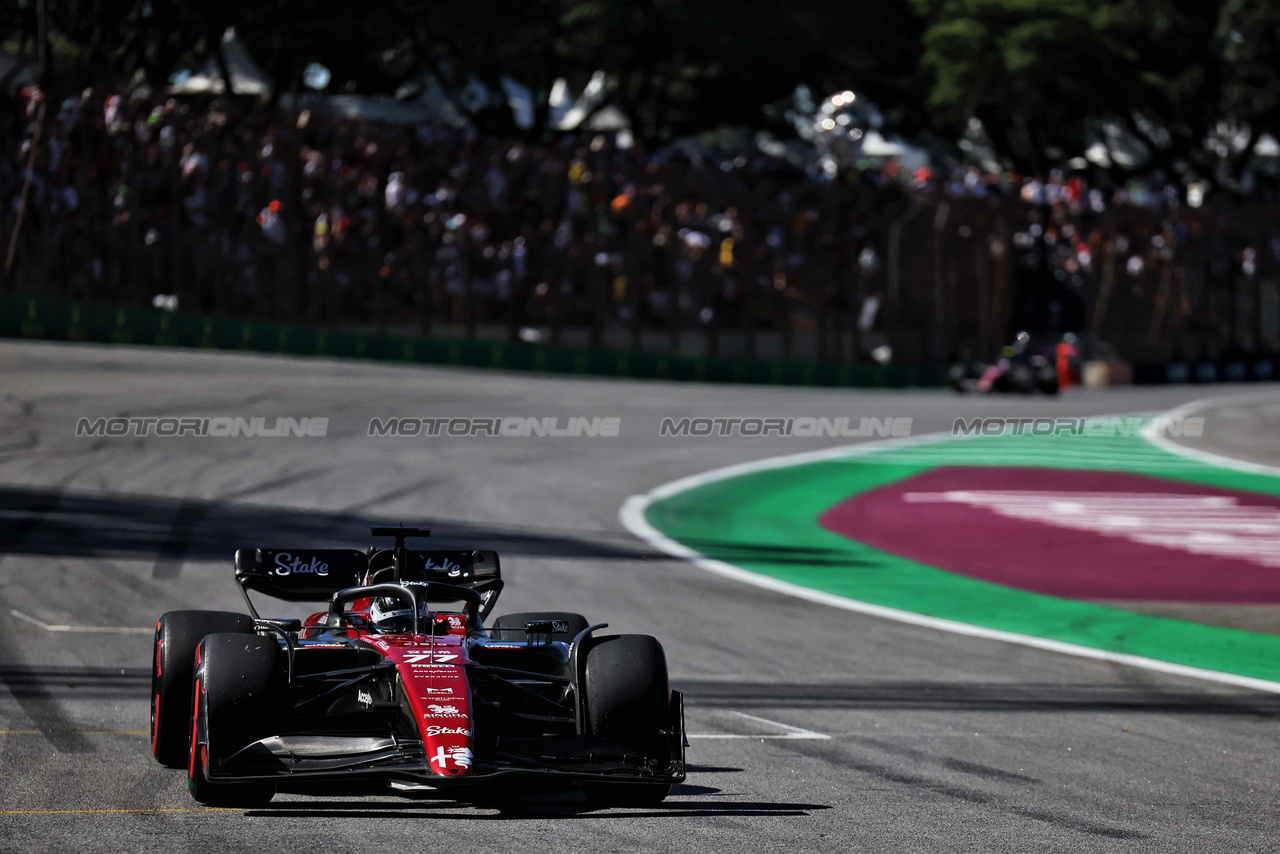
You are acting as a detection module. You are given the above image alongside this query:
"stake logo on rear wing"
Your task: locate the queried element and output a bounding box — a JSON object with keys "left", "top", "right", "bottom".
{"left": 233, "top": 542, "right": 503, "bottom": 618}
{"left": 235, "top": 549, "right": 367, "bottom": 601}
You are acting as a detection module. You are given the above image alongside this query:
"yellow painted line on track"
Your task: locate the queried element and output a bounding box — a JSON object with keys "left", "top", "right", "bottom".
{"left": 0, "top": 808, "right": 233, "bottom": 815}
{"left": 0, "top": 730, "right": 146, "bottom": 735}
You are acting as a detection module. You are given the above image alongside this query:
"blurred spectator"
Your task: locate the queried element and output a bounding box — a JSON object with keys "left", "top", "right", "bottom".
{"left": 3, "top": 85, "right": 1278, "bottom": 364}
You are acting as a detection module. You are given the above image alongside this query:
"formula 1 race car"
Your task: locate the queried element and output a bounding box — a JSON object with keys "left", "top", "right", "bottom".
{"left": 949, "top": 332, "right": 1079, "bottom": 396}
{"left": 150, "top": 526, "right": 685, "bottom": 808}
{"left": 949, "top": 355, "right": 1060, "bottom": 395}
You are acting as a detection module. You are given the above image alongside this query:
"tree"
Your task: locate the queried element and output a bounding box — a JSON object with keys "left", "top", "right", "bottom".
{"left": 910, "top": 0, "right": 1223, "bottom": 180}
{"left": 803, "top": 1, "right": 930, "bottom": 136}
{"left": 1216, "top": 0, "right": 1280, "bottom": 177}
{"left": 555, "top": 0, "right": 843, "bottom": 145}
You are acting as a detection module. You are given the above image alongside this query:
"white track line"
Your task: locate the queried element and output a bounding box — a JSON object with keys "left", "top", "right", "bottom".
{"left": 9, "top": 610, "right": 153, "bottom": 634}
{"left": 1140, "top": 390, "right": 1280, "bottom": 477}
{"left": 688, "top": 711, "right": 831, "bottom": 740}
{"left": 619, "top": 398, "right": 1280, "bottom": 695}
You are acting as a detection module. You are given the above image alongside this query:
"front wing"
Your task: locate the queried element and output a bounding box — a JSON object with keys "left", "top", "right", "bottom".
{"left": 201, "top": 691, "right": 686, "bottom": 790}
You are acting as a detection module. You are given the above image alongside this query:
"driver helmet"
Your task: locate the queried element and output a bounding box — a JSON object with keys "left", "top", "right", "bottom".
{"left": 370, "top": 596, "right": 427, "bottom": 634}
{"left": 1014, "top": 331, "right": 1031, "bottom": 353}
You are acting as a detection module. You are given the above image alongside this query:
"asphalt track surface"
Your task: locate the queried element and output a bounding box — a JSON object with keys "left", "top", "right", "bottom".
{"left": 1, "top": 339, "right": 1279, "bottom": 853}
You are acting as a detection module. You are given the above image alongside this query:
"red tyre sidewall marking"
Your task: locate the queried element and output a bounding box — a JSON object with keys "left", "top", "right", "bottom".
{"left": 151, "top": 630, "right": 162, "bottom": 756}
{"left": 188, "top": 677, "right": 200, "bottom": 781}
{"left": 188, "top": 642, "right": 203, "bottom": 783}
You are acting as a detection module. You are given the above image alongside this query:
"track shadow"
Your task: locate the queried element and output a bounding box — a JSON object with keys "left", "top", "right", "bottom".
{"left": 0, "top": 665, "right": 150, "bottom": 701}
{"left": 669, "top": 537, "right": 862, "bottom": 567}
{"left": 0, "top": 484, "right": 650, "bottom": 568}
{"left": 676, "top": 679, "right": 1280, "bottom": 717}
{"left": 2, "top": 667, "right": 1276, "bottom": 719}
{"left": 0, "top": 484, "right": 864, "bottom": 571}
{"left": 247, "top": 792, "right": 829, "bottom": 820}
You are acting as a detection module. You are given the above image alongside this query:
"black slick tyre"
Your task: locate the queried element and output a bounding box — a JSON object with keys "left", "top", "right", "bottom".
{"left": 151, "top": 610, "right": 255, "bottom": 767}
{"left": 581, "top": 634, "right": 672, "bottom": 807}
{"left": 187, "top": 633, "right": 284, "bottom": 807}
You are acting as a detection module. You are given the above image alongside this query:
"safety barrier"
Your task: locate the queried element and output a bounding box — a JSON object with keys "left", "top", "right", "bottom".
{"left": 0, "top": 294, "right": 949, "bottom": 388}
{"left": 1132, "top": 359, "right": 1278, "bottom": 384}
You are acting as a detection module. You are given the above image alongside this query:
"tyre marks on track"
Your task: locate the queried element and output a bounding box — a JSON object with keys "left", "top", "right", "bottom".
{"left": 0, "top": 486, "right": 63, "bottom": 556}
{"left": 775, "top": 732, "right": 1147, "bottom": 841}
{"left": 152, "top": 466, "right": 332, "bottom": 579}
{"left": 0, "top": 486, "right": 96, "bottom": 753}
{"left": 675, "top": 678, "right": 1280, "bottom": 716}
{"left": 151, "top": 500, "right": 207, "bottom": 579}
{"left": 0, "top": 658, "right": 95, "bottom": 754}
{"left": 0, "top": 486, "right": 93, "bottom": 752}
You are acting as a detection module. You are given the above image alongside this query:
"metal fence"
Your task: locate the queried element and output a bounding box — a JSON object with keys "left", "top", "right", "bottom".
{"left": 4, "top": 91, "right": 1278, "bottom": 368}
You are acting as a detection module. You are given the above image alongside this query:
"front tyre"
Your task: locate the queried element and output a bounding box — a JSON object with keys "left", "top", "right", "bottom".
{"left": 1036, "top": 364, "right": 1061, "bottom": 395}
{"left": 187, "top": 633, "right": 283, "bottom": 807}
{"left": 581, "top": 634, "right": 673, "bottom": 807}
{"left": 151, "top": 610, "right": 255, "bottom": 767}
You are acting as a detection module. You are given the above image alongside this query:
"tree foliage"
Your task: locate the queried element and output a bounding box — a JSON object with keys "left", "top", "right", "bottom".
{"left": 909, "top": 0, "right": 1272, "bottom": 183}
{"left": 1217, "top": 0, "right": 1280, "bottom": 138}
{"left": 6, "top": 0, "right": 1280, "bottom": 181}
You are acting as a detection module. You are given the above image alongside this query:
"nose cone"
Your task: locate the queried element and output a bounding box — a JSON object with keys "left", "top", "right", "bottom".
{"left": 426, "top": 740, "right": 473, "bottom": 776}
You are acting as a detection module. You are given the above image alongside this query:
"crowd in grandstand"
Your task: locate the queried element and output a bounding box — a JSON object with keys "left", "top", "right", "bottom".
{"left": 3, "top": 85, "right": 1278, "bottom": 360}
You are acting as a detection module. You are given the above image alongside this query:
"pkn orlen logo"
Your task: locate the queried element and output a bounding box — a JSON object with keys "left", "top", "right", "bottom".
{"left": 76, "top": 416, "right": 329, "bottom": 438}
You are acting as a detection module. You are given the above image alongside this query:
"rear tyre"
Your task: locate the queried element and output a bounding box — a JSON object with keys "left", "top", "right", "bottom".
{"left": 151, "top": 610, "right": 255, "bottom": 767}
{"left": 581, "top": 634, "right": 672, "bottom": 807}
{"left": 491, "top": 611, "right": 589, "bottom": 643}
{"left": 188, "top": 633, "right": 284, "bottom": 807}
{"left": 948, "top": 363, "right": 973, "bottom": 393}
{"left": 1036, "top": 364, "right": 1061, "bottom": 395}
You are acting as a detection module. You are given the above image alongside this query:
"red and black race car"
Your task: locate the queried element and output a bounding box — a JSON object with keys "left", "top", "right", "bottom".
{"left": 150, "top": 526, "right": 685, "bottom": 808}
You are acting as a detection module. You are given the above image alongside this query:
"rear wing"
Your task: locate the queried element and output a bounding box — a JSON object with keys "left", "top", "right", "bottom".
{"left": 234, "top": 548, "right": 503, "bottom": 618}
